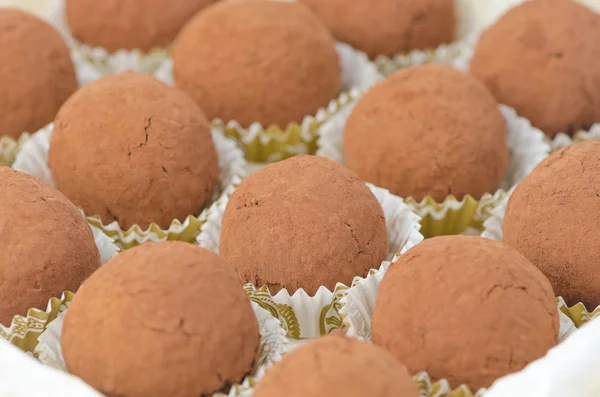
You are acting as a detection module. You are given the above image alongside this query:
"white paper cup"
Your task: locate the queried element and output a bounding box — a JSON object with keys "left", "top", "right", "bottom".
{"left": 0, "top": 134, "right": 29, "bottom": 166}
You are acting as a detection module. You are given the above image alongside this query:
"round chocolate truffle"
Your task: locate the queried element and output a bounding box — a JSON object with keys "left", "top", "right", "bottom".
{"left": 470, "top": 0, "right": 600, "bottom": 137}
{"left": 62, "top": 242, "right": 260, "bottom": 397}
{"left": 65, "top": 0, "right": 219, "bottom": 52}
{"left": 254, "top": 334, "right": 420, "bottom": 397}
{"left": 298, "top": 0, "right": 455, "bottom": 58}
{"left": 49, "top": 72, "right": 219, "bottom": 230}
{"left": 0, "top": 9, "right": 77, "bottom": 139}
{"left": 173, "top": 0, "right": 341, "bottom": 128}
{"left": 343, "top": 64, "right": 508, "bottom": 202}
{"left": 504, "top": 140, "right": 600, "bottom": 309}
{"left": 220, "top": 155, "right": 387, "bottom": 295}
{"left": 371, "top": 236, "right": 558, "bottom": 390}
{"left": 0, "top": 167, "right": 99, "bottom": 326}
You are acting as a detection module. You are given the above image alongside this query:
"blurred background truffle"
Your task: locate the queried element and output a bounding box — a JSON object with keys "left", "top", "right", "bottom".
{"left": 372, "top": 236, "right": 558, "bottom": 390}
{"left": 470, "top": 0, "right": 600, "bottom": 137}
{"left": 173, "top": 0, "right": 340, "bottom": 128}
{"left": 48, "top": 72, "right": 219, "bottom": 230}
{"left": 64, "top": 0, "right": 220, "bottom": 52}
{"left": 298, "top": 0, "right": 455, "bottom": 58}
{"left": 344, "top": 64, "right": 508, "bottom": 202}
{"left": 0, "top": 8, "right": 77, "bottom": 139}
{"left": 0, "top": 167, "right": 99, "bottom": 326}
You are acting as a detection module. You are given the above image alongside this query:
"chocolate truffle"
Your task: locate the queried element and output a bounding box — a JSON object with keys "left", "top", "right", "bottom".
{"left": 220, "top": 155, "right": 387, "bottom": 295}
{"left": 343, "top": 64, "right": 508, "bottom": 202}
{"left": 0, "top": 167, "right": 99, "bottom": 326}
{"left": 0, "top": 9, "right": 77, "bottom": 139}
{"left": 65, "top": 0, "right": 219, "bottom": 52}
{"left": 504, "top": 140, "right": 600, "bottom": 308}
{"left": 62, "top": 242, "right": 260, "bottom": 397}
{"left": 298, "top": 0, "right": 455, "bottom": 58}
{"left": 372, "top": 236, "right": 558, "bottom": 390}
{"left": 173, "top": 0, "right": 340, "bottom": 128}
{"left": 470, "top": 0, "right": 600, "bottom": 137}
{"left": 254, "top": 334, "right": 420, "bottom": 397}
{"left": 49, "top": 72, "right": 219, "bottom": 230}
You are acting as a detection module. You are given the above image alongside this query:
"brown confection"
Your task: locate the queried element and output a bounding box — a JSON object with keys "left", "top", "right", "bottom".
{"left": 220, "top": 155, "right": 387, "bottom": 296}
{"left": 298, "top": 0, "right": 455, "bottom": 58}
{"left": 372, "top": 236, "right": 558, "bottom": 390}
{"left": 48, "top": 72, "right": 219, "bottom": 230}
{"left": 65, "top": 0, "right": 219, "bottom": 52}
{"left": 62, "top": 241, "right": 260, "bottom": 397}
{"left": 470, "top": 0, "right": 600, "bottom": 138}
{"left": 173, "top": 0, "right": 340, "bottom": 128}
{"left": 504, "top": 140, "right": 600, "bottom": 309}
{"left": 0, "top": 9, "right": 77, "bottom": 139}
{"left": 0, "top": 167, "right": 99, "bottom": 326}
{"left": 343, "top": 64, "right": 508, "bottom": 202}
{"left": 253, "top": 334, "right": 420, "bottom": 397}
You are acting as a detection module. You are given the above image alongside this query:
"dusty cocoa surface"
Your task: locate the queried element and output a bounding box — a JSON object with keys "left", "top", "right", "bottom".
{"left": 0, "top": 167, "right": 99, "bottom": 326}
{"left": 220, "top": 155, "right": 387, "bottom": 296}
{"left": 470, "top": 0, "right": 600, "bottom": 137}
{"left": 299, "top": 0, "right": 455, "bottom": 58}
{"left": 0, "top": 9, "right": 77, "bottom": 139}
{"left": 173, "top": 0, "right": 340, "bottom": 128}
{"left": 344, "top": 64, "right": 508, "bottom": 202}
{"left": 62, "top": 241, "right": 260, "bottom": 397}
{"left": 504, "top": 140, "right": 600, "bottom": 309}
{"left": 65, "top": 0, "right": 219, "bottom": 52}
{"left": 372, "top": 236, "right": 558, "bottom": 390}
{"left": 49, "top": 72, "right": 219, "bottom": 230}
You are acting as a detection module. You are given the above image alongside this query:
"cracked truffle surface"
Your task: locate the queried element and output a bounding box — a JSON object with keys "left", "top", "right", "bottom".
{"left": 504, "top": 140, "right": 600, "bottom": 309}
{"left": 62, "top": 241, "right": 260, "bottom": 397}
{"left": 371, "top": 236, "right": 558, "bottom": 390}
{"left": 48, "top": 72, "right": 219, "bottom": 230}
{"left": 0, "top": 167, "right": 99, "bottom": 326}
{"left": 220, "top": 155, "right": 387, "bottom": 296}
{"left": 343, "top": 64, "right": 508, "bottom": 202}
{"left": 0, "top": 9, "right": 77, "bottom": 139}
{"left": 470, "top": 0, "right": 600, "bottom": 137}
{"left": 253, "top": 334, "right": 420, "bottom": 397}
{"left": 298, "top": 0, "right": 455, "bottom": 58}
{"left": 173, "top": 0, "right": 340, "bottom": 128}
{"left": 65, "top": 0, "right": 219, "bottom": 52}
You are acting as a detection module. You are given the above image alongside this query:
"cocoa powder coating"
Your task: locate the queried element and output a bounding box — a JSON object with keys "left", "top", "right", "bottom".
{"left": 343, "top": 64, "right": 508, "bottom": 202}
{"left": 65, "top": 0, "right": 219, "bottom": 52}
{"left": 0, "top": 9, "right": 77, "bottom": 139}
{"left": 253, "top": 334, "right": 420, "bottom": 397}
{"left": 298, "top": 0, "right": 455, "bottom": 58}
{"left": 48, "top": 72, "right": 219, "bottom": 230}
{"left": 62, "top": 242, "right": 260, "bottom": 397}
{"left": 0, "top": 167, "right": 100, "bottom": 326}
{"left": 173, "top": 0, "right": 341, "bottom": 128}
{"left": 470, "top": 0, "right": 600, "bottom": 137}
{"left": 371, "top": 236, "right": 558, "bottom": 390}
{"left": 220, "top": 155, "right": 387, "bottom": 296}
{"left": 504, "top": 140, "right": 600, "bottom": 309}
